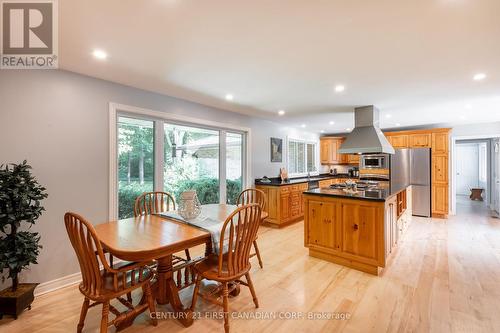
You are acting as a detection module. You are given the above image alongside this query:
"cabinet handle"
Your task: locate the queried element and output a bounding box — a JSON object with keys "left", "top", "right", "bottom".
{"left": 353, "top": 223, "right": 359, "bottom": 230}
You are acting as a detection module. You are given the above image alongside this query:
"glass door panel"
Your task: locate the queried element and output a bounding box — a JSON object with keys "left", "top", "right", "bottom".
{"left": 117, "top": 117, "right": 154, "bottom": 219}
{"left": 226, "top": 132, "right": 243, "bottom": 204}
{"left": 164, "top": 124, "right": 220, "bottom": 204}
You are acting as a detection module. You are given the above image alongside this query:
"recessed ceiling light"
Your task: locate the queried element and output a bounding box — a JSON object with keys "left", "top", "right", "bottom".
{"left": 301, "top": 124, "right": 306, "bottom": 128}
{"left": 395, "top": 123, "right": 401, "bottom": 127}
{"left": 225, "top": 94, "right": 234, "bottom": 101}
{"left": 92, "top": 49, "right": 107, "bottom": 60}
{"left": 460, "top": 115, "right": 466, "bottom": 120}
{"left": 334, "top": 85, "right": 345, "bottom": 93}
{"left": 385, "top": 114, "right": 392, "bottom": 119}
{"left": 465, "top": 104, "right": 472, "bottom": 109}
{"left": 278, "top": 110, "right": 285, "bottom": 116}
{"left": 473, "top": 73, "right": 486, "bottom": 81}
{"left": 346, "top": 128, "right": 351, "bottom": 131}
{"left": 320, "top": 130, "right": 325, "bottom": 133}
{"left": 329, "top": 121, "right": 335, "bottom": 125}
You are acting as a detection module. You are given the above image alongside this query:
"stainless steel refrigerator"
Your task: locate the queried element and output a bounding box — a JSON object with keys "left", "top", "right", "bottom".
{"left": 390, "top": 149, "right": 410, "bottom": 193}
{"left": 410, "top": 148, "right": 431, "bottom": 217}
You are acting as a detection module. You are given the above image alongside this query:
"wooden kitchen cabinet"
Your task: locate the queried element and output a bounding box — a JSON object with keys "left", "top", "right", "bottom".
{"left": 320, "top": 139, "right": 332, "bottom": 164}
{"left": 306, "top": 201, "right": 339, "bottom": 250}
{"left": 432, "top": 184, "right": 449, "bottom": 216}
{"left": 347, "top": 154, "right": 360, "bottom": 164}
{"left": 319, "top": 179, "right": 333, "bottom": 187}
{"left": 432, "top": 155, "right": 448, "bottom": 184}
{"left": 409, "top": 133, "right": 431, "bottom": 148}
{"left": 320, "top": 137, "right": 348, "bottom": 165}
{"left": 280, "top": 191, "right": 291, "bottom": 222}
{"left": 432, "top": 132, "right": 449, "bottom": 154}
{"left": 341, "top": 203, "right": 378, "bottom": 260}
{"left": 387, "top": 134, "right": 408, "bottom": 148}
{"left": 256, "top": 182, "right": 309, "bottom": 227}
{"left": 337, "top": 139, "right": 349, "bottom": 164}
{"left": 298, "top": 183, "right": 308, "bottom": 215}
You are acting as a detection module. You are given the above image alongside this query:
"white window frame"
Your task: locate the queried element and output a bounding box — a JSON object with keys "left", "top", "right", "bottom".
{"left": 287, "top": 137, "right": 319, "bottom": 178}
{"left": 109, "top": 102, "right": 251, "bottom": 220}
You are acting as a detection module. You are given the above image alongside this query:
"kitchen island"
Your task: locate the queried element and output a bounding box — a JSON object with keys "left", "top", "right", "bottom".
{"left": 303, "top": 185, "right": 411, "bottom": 275}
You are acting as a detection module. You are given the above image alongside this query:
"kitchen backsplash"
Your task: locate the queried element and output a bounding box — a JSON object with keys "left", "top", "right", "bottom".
{"left": 319, "top": 164, "right": 351, "bottom": 174}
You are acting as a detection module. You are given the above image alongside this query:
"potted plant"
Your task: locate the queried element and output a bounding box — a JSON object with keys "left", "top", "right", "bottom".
{"left": 0, "top": 160, "right": 47, "bottom": 319}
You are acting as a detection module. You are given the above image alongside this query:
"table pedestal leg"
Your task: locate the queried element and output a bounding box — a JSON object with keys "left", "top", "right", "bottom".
{"left": 155, "top": 255, "right": 194, "bottom": 327}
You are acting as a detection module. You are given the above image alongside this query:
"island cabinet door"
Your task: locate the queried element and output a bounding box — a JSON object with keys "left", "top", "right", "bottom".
{"left": 307, "top": 201, "right": 338, "bottom": 249}
{"left": 341, "top": 203, "right": 378, "bottom": 260}
{"left": 280, "top": 191, "right": 291, "bottom": 222}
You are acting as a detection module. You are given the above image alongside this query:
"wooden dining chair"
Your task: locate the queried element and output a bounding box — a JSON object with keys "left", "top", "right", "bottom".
{"left": 237, "top": 188, "right": 266, "bottom": 268}
{"left": 64, "top": 212, "right": 157, "bottom": 333}
{"left": 134, "top": 191, "right": 191, "bottom": 261}
{"left": 190, "top": 204, "right": 262, "bottom": 333}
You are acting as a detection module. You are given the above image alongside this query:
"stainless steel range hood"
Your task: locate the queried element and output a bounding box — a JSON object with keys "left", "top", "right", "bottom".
{"left": 338, "top": 105, "right": 395, "bottom": 154}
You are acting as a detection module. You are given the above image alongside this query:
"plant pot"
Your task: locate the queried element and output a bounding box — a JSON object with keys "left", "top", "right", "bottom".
{"left": 0, "top": 283, "right": 38, "bottom": 319}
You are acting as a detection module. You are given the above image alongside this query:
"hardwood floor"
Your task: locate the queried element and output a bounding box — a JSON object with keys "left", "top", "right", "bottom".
{"left": 1, "top": 200, "right": 500, "bottom": 333}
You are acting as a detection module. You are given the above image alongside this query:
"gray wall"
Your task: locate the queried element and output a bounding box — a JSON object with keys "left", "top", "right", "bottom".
{"left": 0, "top": 70, "right": 317, "bottom": 287}
{"left": 451, "top": 121, "right": 500, "bottom": 138}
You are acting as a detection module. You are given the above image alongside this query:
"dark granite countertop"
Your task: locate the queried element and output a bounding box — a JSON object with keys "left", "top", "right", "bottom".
{"left": 254, "top": 173, "right": 357, "bottom": 186}
{"left": 303, "top": 185, "right": 407, "bottom": 202}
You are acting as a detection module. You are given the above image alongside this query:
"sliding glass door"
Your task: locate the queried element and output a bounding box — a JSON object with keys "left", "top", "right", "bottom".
{"left": 115, "top": 113, "right": 247, "bottom": 219}
{"left": 226, "top": 132, "right": 243, "bottom": 204}
{"left": 117, "top": 117, "right": 155, "bottom": 218}
{"left": 164, "top": 123, "right": 220, "bottom": 204}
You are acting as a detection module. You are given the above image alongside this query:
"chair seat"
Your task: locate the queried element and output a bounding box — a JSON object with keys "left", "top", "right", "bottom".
{"left": 194, "top": 253, "right": 250, "bottom": 282}
{"left": 79, "top": 265, "right": 153, "bottom": 298}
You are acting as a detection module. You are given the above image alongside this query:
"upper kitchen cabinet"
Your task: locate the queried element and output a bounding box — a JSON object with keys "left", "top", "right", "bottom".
{"left": 347, "top": 154, "right": 360, "bottom": 164}
{"left": 320, "top": 138, "right": 332, "bottom": 164}
{"left": 409, "top": 133, "right": 431, "bottom": 148}
{"left": 386, "top": 134, "right": 408, "bottom": 149}
{"left": 432, "top": 131, "right": 449, "bottom": 154}
{"left": 320, "top": 137, "right": 342, "bottom": 164}
{"left": 320, "top": 137, "right": 357, "bottom": 165}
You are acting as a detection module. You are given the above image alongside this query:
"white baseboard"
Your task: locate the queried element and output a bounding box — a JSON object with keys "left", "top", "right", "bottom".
{"left": 34, "top": 271, "right": 81, "bottom": 296}
{"left": 34, "top": 258, "right": 123, "bottom": 297}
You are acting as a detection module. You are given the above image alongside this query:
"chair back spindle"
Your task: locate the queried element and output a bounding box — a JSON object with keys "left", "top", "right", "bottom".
{"left": 134, "top": 191, "right": 176, "bottom": 217}
{"left": 237, "top": 189, "right": 266, "bottom": 211}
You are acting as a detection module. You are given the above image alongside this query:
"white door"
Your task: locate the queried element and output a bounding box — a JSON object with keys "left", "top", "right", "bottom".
{"left": 456, "top": 144, "right": 479, "bottom": 195}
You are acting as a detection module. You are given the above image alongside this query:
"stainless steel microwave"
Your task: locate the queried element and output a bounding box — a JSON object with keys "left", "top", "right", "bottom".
{"left": 360, "top": 154, "right": 389, "bottom": 169}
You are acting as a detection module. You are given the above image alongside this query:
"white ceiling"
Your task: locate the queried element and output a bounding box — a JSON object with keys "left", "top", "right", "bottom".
{"left": 60, "top": 0, "right": 500, "bottom": 133}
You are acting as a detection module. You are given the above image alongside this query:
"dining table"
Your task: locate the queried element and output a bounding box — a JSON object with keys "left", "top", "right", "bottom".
{"left": 93, "top": 203, "right": 267, "bottom": 328}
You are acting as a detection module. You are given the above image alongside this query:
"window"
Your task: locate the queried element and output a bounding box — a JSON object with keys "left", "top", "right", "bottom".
{"left": 288, "top": 139, "right": 318, "bottom": 176}
{"left": 113, "top": 106, "right": 248, "bottom": 219}
{"left": 117, "top": 117, "right": 155, "bottom": 218}
{"left": 306, "top": 143, "right": 316, "bottom": 172}
{"left": 226, "top": 132, "right": 244, "bottom": 204}
{"left": 164, "top": 124, "right": 220, "bottom": 205}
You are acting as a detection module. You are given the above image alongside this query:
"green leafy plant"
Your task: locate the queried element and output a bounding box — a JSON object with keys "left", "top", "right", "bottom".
{"left": 117, "top": 178, "right": 242, "bottom": 219}
{"left": 0, "top": 161, "right": 48, "bottom": 291}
